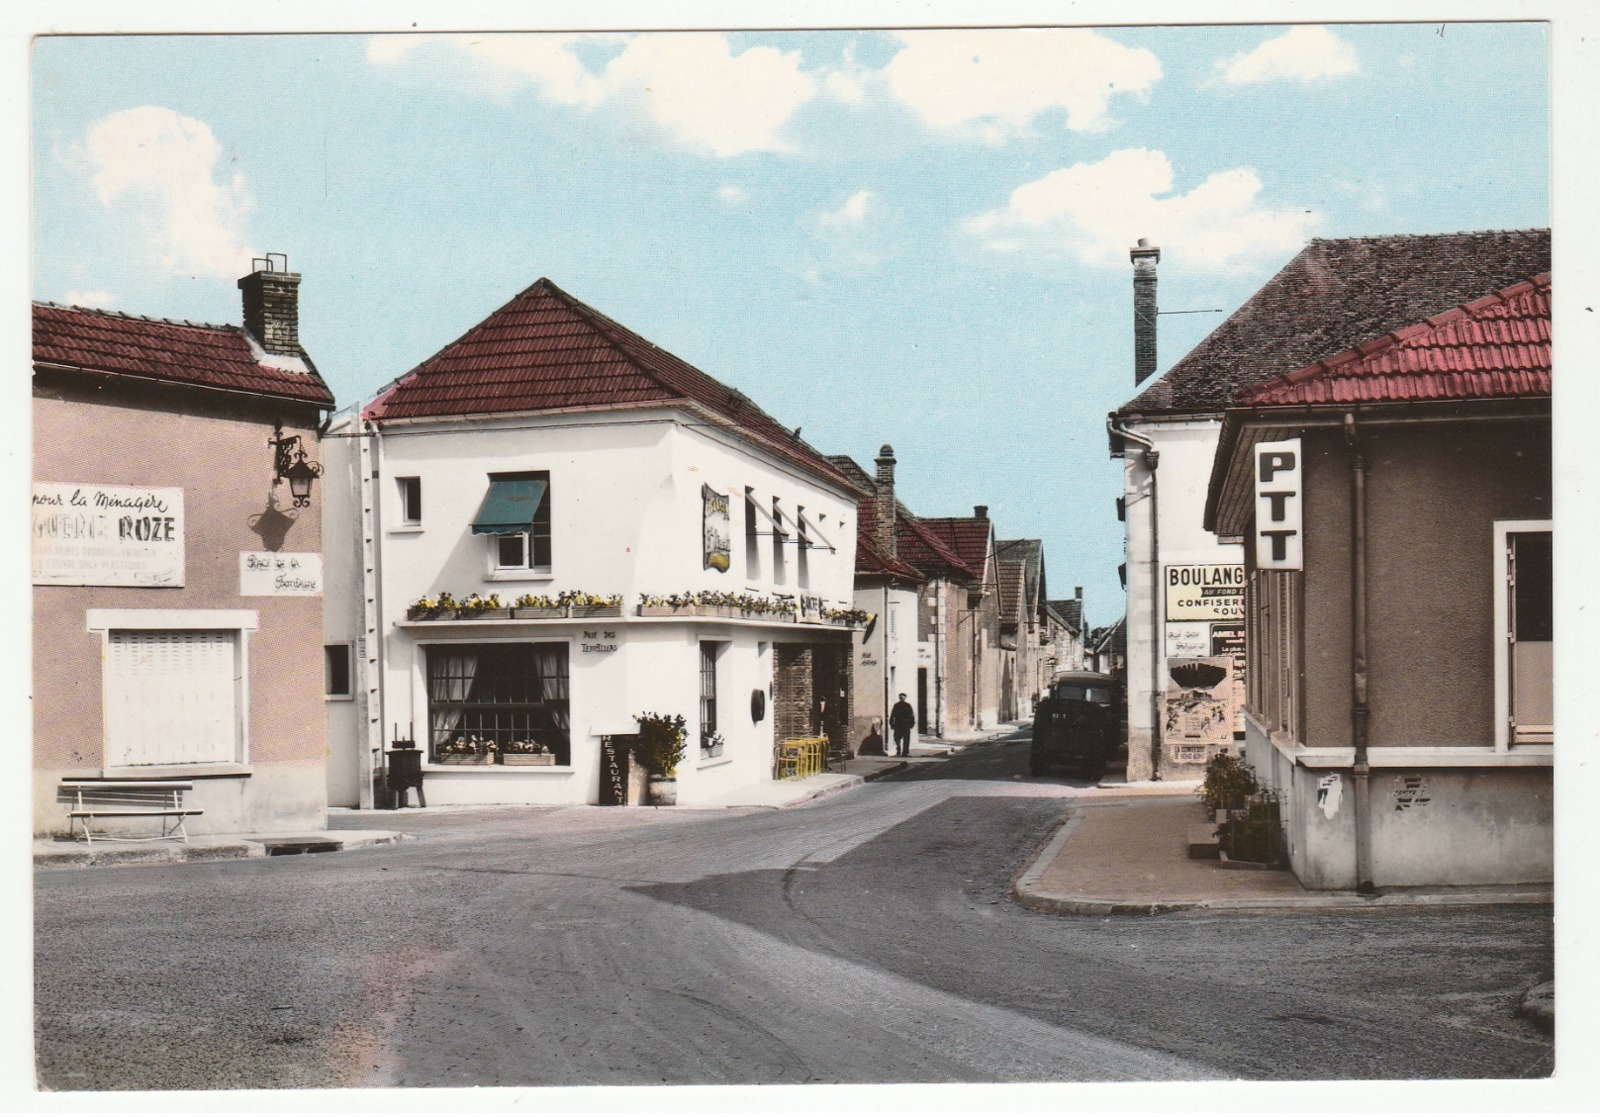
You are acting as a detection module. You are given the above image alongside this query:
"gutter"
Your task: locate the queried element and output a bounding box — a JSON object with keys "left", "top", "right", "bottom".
{"left": 1344, "top": 414, "right": 1376, "bottom": 895}
{"left": 1108, "top": 417, "right": 1163, "bottom": 780}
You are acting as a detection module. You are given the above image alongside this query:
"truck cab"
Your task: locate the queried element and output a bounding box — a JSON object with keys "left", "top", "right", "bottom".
{"left": 1030, "top": 669, "right": 1120, "bottom": 781}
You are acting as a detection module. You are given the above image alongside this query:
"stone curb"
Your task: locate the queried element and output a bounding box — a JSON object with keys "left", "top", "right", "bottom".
{"left": 1010, "top": 810, "right": 1554, "bottom": 917}
{"left": 34, "top": 831, "right": 410, "bottom": 870}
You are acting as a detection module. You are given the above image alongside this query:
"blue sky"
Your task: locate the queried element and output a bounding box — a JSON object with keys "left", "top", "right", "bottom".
{"left": 30, "top": 22, "right": 1550, "bottom": 623}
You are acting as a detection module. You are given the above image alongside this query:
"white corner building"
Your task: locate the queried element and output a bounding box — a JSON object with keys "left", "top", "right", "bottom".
{"left": 324, "top": 278, "right": 861, "bottom": 808}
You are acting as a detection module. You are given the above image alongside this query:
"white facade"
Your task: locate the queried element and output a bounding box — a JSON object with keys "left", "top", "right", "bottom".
{"left": 1116, "top": 416, "right": 1245, "bottom": 781}
{"left": 850, "top": 580, "right": 921, "bottom": 753}
{"left": 325, "top": 405, "right": 859, "bottom": 808}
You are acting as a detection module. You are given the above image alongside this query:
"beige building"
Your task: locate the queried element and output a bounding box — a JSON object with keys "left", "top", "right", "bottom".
{"left": 32, "top": 259, "right": 335, "bottom": 837}
{"left": 1205, "top": 272, "right": 1551, "bottom": 889}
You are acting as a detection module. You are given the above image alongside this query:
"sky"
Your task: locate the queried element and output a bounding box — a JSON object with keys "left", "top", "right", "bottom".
{"left": 29, "top": 20, "right": 1551, "bottom": 625}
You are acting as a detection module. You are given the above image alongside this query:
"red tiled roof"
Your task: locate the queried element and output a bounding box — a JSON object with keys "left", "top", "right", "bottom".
{"left": 368, "top": 278, "right": 849, "bottom": 488}
{"left": 915, "top": 516, "right": 992, "bottom": 579}
{"left": 32, "top": 303, "right": 334, "bottom": 406}
{"left": 1116, "top": 229, "right": 1550, "bottom": 416}
{"left": 850, "top": 491, "right": 923, "bottom": 580}
{"left": 896, "top": 516, "right": 978, "bottom": 581}
{"left": 1245, "top": 274, "right": 1551, "bottom": 406}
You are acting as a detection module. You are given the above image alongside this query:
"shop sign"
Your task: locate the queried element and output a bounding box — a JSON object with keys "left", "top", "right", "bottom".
{"left": 1164, "top": 622, "right": 1211, "bottom": 658}
{"left": 702, "top": 485, "right": 731, "bottom": 572}
{"left": 1254, "top": 438, "right": 1303, "bottom": 570}
{"left": 599, "top": 735, "right": 631, "bottom": 806}
{"left": 32, "top": 483, "right": 185, "bottom": 587}
{"left": 240, "top": 551, "right": 322, "bottom": 596}
{"left": 1164, "top": 564, "right": 1244, "bottom": 621}
{"left": 581, "top": 629, "right": 619, "bottom": 654}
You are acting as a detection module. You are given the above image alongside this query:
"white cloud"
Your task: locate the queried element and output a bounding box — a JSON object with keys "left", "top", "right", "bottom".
{"left": 82, "top": 106, "right": 254, "bottom": 278}
{"left": 881, "top": 29, "right": 1161, "bottom": 141}
{"left": 1213, "top": 27, "right": 1359, "bottom": 86}
{"left": 965, "top": 148, "right": 1320, "bottom": 272}
{"left": 717, "top": 185, "right": 749, "bottom": 205}
{"left": 368, "top": 32, "right": 816, "bottom": 157}
{"left": 818, "top": 190, "right": 875, "bottom": 227}
{"left": 63, "top": 290, "right": 116, "bottom": 308}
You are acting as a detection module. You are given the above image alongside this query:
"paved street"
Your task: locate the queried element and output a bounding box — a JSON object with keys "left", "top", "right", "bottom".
{"left": 35, "top": 729, "right": 1554, "bottom": 1090}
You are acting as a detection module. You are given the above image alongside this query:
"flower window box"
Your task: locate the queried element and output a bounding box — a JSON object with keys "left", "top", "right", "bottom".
{"left": 512, "top": 607, "right": 567, "bottom": 620}
{"left": 502, "top": 753, "right": 558, "bottom": 766}
{"left": 436, "top": 753, "right": 495, "bottom": 766}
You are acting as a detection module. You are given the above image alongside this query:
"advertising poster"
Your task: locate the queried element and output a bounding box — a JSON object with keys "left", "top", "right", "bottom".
{"left": 32, "top": 482, "right": 185, "bottom": 587}
{"left": 1163, "top": 655, "right": 1239, "bottom": 762}
{"left": 702, "top": 484, "right": 731, "bottom": 572}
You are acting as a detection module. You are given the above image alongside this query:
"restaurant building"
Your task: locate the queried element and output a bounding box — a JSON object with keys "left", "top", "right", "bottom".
{"left": 323, "top": 278, "right": 861, "bottom": 809}
{"left": 1204, "top": 272, "right": 1552, "bottom": 889}
{"left": 32, "top": 257, "right": 335, "bottom": 837}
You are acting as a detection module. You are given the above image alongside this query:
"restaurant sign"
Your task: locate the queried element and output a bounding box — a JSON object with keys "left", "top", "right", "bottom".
{"left": 1164, "top": 564, "right": 1244, "bottom": 621}
{"left": 32, "top": 483, "right": 185, "bottom": 587}
{"left": 702, "top": 485, "right": 731, "bottom": 572}
{"left": 240, "top": 552, "right": 323, "bottom": 596}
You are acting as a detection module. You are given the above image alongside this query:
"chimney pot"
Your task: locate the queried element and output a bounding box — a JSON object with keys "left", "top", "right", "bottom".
{"left": 238, "top": 255, "right": 303, "bottom": 357}
{"left": 1075, "top": 585, "right": 1083, "bottom": 600}
{"left": 974, "top": 505, "right": 988, "bottom": 520}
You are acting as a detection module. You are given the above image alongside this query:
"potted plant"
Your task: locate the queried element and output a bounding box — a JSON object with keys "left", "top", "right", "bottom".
{"left": 512, "top": 593, "right": 565, "bottom": 619}
{"left": 407, "top": 592, "right": 451, "bottom": 621}
{"left": 1198, "top": 751, "right": 1258, "bottom": 821}
{"left": 501, "top": 740, "right": 558, "bottom": 766}
{"left": 436, "top": 734, "right": 494, "bottom": 765}
{"left": 563, "top": 590, "right": 623, "bottom": 618}
{"left": 456, "top": 592, "right": 509, "bottom": 620}
{"left": 631, "top": 712, "right": 687, "bottom": 805}
{"left": 700, "top": 731, "right": 725, "bottom": 759}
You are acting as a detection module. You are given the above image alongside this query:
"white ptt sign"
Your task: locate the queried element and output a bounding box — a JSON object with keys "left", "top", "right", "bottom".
{"left": 1254, "top": 438, "right": 1303, "bottom": 570}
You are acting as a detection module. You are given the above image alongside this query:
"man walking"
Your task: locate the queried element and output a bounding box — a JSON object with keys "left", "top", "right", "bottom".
{"left": 889, "top": 693, "right": 917, "bottom": 758}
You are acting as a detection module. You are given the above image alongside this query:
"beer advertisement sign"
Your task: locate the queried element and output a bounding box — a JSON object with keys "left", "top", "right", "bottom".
{"left": 702, "top": 485, "right": 731, "bottom": 572}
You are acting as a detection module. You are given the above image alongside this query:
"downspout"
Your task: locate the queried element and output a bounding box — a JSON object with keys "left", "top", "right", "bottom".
{"left": 883, "top": 582, "right": 891, "bottom": 744}
{"left": 935, "top": 579, "right": 947, "bottom": 736}
{"left": 368, "top": 419, "right": 391, "bottom": 810}
{"left": 1344, "top": 414, "right": 1376, "bottom": 894}
{"left": 1109, "top": 418, "right": 1162, "bottom": 781}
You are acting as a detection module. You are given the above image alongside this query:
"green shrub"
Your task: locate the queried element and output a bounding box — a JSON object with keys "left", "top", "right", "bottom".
{"left": 1199, "top": 751, "right": 1258, "bottom": 815}
{"left": 631, "top": 712, "right": 687, "bottom": 778}
{"left": 1218, "top": 793, "right": 1282, "bottom": 865}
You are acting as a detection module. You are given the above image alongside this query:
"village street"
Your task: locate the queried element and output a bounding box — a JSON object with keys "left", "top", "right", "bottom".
{"left": 34, "top": 732, "right": 1554, "bottom": 1091}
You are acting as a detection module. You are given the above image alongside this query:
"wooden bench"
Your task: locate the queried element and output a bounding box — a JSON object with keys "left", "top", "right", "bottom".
{"left": 60, "top": 780, "right": 202, "bottom": 844}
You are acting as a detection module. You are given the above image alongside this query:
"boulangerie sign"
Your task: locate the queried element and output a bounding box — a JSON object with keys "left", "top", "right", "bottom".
{"left": 31, "top": 483, "right": 185, "bottom": 586}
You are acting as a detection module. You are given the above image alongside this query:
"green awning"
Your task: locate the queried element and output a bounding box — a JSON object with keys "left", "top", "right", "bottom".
{"left": 470, "top": 478, "right": 546, "bottom": 536}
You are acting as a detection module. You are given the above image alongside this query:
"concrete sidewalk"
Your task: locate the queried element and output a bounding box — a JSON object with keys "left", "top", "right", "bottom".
{"left": 1014, "top": 795, "right": 1554, "bottom": 915}
{"left": 33, "top": 828, "right": 408, "bottom": 870}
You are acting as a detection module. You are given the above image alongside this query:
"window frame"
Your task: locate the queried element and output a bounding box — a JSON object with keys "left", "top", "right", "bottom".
{"left": 85, "top": 609, "right": 257, "bottom": 774}
{"left": 1494, "top": 519, "right": 1554, "bottom": 750}
{"left": 325, "top": 642, "right": 353, "bottom": 700}
{"left": 422, "top": 640, "right": 572, "bottom": 766}
{"left": 397, "top": 476, "right": 423, "bottom": 527}
{"left": 699, "top": 641, "right": 722, "bottom": 757}
{"left": 483, "top": 470, "right": 553, "bottom": 579}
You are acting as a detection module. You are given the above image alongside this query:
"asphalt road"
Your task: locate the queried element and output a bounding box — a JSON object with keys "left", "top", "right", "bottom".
{"left": 34, "top": 731, "right": 1554, "bottom": 1090}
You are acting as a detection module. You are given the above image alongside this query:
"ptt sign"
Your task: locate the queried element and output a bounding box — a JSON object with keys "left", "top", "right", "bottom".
{"left": 1254, "top": 439, "right": 1302, "bottom": 570}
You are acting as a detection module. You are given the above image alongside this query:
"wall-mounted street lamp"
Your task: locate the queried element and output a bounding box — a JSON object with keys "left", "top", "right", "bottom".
{"left": 269, "top": 425, "right": 323, "bottom": 508}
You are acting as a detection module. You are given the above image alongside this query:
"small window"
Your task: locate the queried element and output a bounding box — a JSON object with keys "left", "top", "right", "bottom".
{"left": 325, "top": 644, "right": 352, "bottom": 698}
{"left": 397, "top": 477, "right": 422, "bottom": 525}
{"left": 745, "top": 489, "right": 762, "bottom": 579}
{"left": 700, "top": 643, "right": 723, "bottom": 757}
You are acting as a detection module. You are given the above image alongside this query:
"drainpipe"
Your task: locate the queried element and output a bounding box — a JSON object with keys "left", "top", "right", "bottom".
{"left": 883, "top": 583, "right": 891, "bottom": 743}
{"left": 1109, "top": 418, "right": 1162, "bottom": 780}
{"left": 1344, "top": 414, "right": 1376, "bottom": 894}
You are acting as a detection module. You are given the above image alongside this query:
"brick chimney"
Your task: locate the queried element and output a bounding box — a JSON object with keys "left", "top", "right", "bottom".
{"left": 1131, "top": 238, "right": 1160, "bottom": 384}
{"left": 238, "top": 254, "right": 302, "bottom": 356}
{"left": 974, "top": 505, "right": 988, "bottom": 520}
{"left": 873, "top": 444, "right": 897, "bottom": 559}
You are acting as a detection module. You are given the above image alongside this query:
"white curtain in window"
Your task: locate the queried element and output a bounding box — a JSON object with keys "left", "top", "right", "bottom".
{"left": 534, "top": 647, "right": 569, "bottom": 734}
{"left": 429, "top": 651, "right": 478, "bottom": 740}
